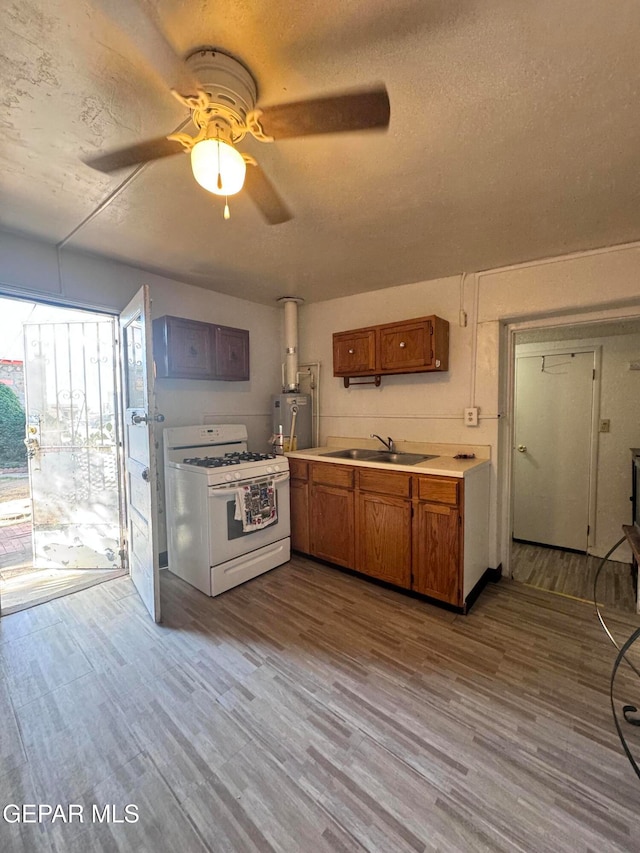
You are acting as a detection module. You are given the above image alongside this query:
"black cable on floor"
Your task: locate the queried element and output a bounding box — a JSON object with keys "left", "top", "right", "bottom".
{"left": 593, "top": 535, "right": 640, "bottom": 780}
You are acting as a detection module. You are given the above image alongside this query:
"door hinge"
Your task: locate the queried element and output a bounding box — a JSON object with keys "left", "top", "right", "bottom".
{"left": 592, "top": 369, "right": 596, "bottom": 380}
{"left": 587, "top": 524, "right": 590, "bottom": 535}
{"left": 430, "top": 326, "right": 433, "bottom": 335}
{"left": 119, "top": 543, "right": 128, "bottom": 571}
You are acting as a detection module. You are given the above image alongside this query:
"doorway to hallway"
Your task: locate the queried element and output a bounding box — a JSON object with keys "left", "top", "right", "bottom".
{"left": 506, "top": 317, "right": 640, "bottom": 614}
{"left": 0, "top": 295, "right": 125, "bottom": 614}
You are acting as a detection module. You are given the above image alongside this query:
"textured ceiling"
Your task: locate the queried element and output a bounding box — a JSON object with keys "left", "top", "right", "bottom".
{"left": 2, "top": 0, "right": 640, "bottom": 305}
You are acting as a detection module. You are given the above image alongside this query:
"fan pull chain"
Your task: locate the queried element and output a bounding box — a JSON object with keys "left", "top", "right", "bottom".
{"left": 223, "top": 197, "right": 231, "bottom": 220}
{"left": 216, "top": 130, "right": 223, "bottom": 191}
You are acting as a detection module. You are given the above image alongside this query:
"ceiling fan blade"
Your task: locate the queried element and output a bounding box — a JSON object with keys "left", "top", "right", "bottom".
{"left": 91, "top": 0, "right": 201, "bottom": 97}
{"left": 256, "top": 86, "right": 390, "bottom": 140}
{"left": 84, "top": 136, "right": 185, "bottom": 173}
{"left": 243, "top": 163, "right": 293, "bottom": 225}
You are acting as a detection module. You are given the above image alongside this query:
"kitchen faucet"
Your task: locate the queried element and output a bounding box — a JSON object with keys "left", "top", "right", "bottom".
{"left": 370, "top": 433, "right": 395, "bottom": 453}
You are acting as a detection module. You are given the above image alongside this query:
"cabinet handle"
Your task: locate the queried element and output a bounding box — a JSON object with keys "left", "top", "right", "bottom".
{"left": 348, "top": 348, "right": 354, "bottom": 354}
{"left": 399, "top": 341, "right": 406, "bottom": 348}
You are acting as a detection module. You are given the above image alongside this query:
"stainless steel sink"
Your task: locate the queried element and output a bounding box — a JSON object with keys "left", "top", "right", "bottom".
{"left": 321, "top": 448, "right": 381, "bottom": 460}
{"left": 368, "top": 451, "right": 437, "bottom": 465}
{"left": 320, "top": 448, "right": 437, "bottom": 465}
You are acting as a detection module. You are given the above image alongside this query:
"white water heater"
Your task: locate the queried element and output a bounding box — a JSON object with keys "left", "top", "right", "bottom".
{"left": 272, "top": 394, "right": 312, "bottom": 450}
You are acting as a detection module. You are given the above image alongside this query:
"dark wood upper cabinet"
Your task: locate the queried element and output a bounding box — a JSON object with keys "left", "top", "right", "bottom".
{"left": 153, "top": 315, "right": 249, "bottom": 381}
{"left": 213, "top": 324, "right": 250, "bottom": 381}
{"left": 333, "top": 315, "right": 449, "bottom": 382}
{"left": 153, "top": 316, "right": 213, "bottom": 379}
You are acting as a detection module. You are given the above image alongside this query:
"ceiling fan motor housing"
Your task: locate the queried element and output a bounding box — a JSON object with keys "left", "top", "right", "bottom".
{"left": 185, "top": 48, "right": 258, "bottom": 142}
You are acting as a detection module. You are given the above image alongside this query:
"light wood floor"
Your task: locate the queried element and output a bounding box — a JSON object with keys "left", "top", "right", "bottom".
{"left": 0, "top": 566, "right": 127, "bottom": 615}
{"left": 1, "top": 557, "right": 639, "bottom": 852}
{"left": 511, "top": 540, "right": 637, "bottom": 613}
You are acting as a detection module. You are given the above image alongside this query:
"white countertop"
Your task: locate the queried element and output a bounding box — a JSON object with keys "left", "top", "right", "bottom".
{"left": 286, "top": 437, "right": 491, "bottom": 478}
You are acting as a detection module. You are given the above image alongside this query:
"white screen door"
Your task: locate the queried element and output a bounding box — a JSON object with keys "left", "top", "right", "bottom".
{"left": 119, "top": 286, "right": 161, "bottom": 622}
{"left": 23, "top": 318, "right": 122, "bottom": 570}
{"left": 513, "top": 350, "right": 595, "bottom": 551}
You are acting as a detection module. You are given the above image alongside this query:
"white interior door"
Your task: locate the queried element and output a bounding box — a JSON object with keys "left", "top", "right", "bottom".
{"left": 119, "top": 286, "right": 161, "bottom": 622}
{"left": 513, "top": 350, "right": 595, "bottom": 551}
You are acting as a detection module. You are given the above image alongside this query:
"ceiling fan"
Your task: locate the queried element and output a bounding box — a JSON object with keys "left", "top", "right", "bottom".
{"left": 85, "top": 2, "right": 391, "bottom": 225}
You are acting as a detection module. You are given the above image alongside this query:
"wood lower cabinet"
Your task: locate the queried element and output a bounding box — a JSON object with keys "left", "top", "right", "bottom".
{"left": 310, "top": 484, "right": 355, "bottom": 567}
{"left": 289, "top": 459, "right": 310, "bottom": 554}
{"left": 412, "top": 502, "right": 461, "bottom": 605}
{"left": 309, "top": 463, "right": 355, "bottom": 567}
{"left": 289, "top": 459, "right": 487, "bottom": 610}
{"left": 356, "top": 492, "right": 412, "bottom": 586}
{"left": 412, "top": 474, "right": 462, "bottom": 605}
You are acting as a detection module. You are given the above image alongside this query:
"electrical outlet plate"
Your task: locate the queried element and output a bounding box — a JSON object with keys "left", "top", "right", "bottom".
{"left": 599, "top": 419, "right": 610, "bottom": 433}
{"left": 464, "top": 407, "right": 479, "bottom": 427}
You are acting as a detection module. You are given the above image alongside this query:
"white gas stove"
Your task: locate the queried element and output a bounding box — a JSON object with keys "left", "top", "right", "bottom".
{"left": 164, "top": 425, "right": 290, "bottom": 596}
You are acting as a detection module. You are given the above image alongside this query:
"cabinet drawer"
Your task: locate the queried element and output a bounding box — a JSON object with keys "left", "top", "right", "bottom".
{"left": 357, "top": 468, "right": 411, "bottom": 498}
{"left": 333, "top": 330, "right": 377, "bottom": 375}
{"left": 311, "top": 462, "right": 354, "bottom": 488}
{"left": 288, "top": 458, "right": 308, "bottom": 482}
{"left": 379, "top": 319, "right": 432, "bottom": 371}
{"left": 415, "top": 476, "right": 460, "bottom": 506}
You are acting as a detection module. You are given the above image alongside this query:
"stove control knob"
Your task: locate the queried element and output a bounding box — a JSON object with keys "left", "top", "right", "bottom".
{"left": 234, "top": 472, "right": 241, "bottom": 480}
{"left": 273, "top": 465, "right": 280, "bottom": 473}
{"left": 225, "top": 474, "right": 232, "bottom": 482}
{"left": 266, "top": 466, "right": 273, "bottom": 474}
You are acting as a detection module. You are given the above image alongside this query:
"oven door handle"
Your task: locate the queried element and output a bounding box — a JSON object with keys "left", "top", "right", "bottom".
{"left": 208, "top": 472, "right": 290, "bottom": 494}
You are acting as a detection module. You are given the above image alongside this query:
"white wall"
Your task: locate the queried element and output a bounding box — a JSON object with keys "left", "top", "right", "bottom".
{"left": 299, "top": 275, "right": 492, "bottom": 443}
{"left": 300, "top": 242, "right": 640, "bottom": 569}
{"left": 515, "top": 332, "right": 640, "bottom": 560}
{"left": 4, "top": 228, "right": 640, "bottom": 571}
{"left": 0, "top": 230, "right": 282, "bottom": 553}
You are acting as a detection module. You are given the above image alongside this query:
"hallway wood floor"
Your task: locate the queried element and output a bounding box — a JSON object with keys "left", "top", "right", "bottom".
{"left": 1, "top": 557, "right": 639, "bottom": 852}
{"left": 511, "top": 540, "right": 636, "bottom": 613}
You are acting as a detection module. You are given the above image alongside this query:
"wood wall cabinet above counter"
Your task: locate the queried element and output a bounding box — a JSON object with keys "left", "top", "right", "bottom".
{"left": 333, "top": 315, "right": 449, "bottom": 385}
{"left": 153, "top": 315, "right": 250, "bottom": 381}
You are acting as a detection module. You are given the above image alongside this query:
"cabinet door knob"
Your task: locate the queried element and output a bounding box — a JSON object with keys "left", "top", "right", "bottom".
{"left": 348, "top": 348, "right": 354, "bottom": 354}
{"left": 517, "top": 444, "right": 527, "bottom": 452}
{"left": 399, "top": 341, "right": 406, "bottom": 348}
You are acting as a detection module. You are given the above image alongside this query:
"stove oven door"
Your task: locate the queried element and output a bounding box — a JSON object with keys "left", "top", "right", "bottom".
{"left": 207, "top": 472, "right": 291, "bottom": 566}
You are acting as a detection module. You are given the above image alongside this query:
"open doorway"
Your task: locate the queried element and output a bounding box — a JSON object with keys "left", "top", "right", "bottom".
{"left": 508, "top": 318, "right": 640, "bottom": 613}
{"left": 0, "top": 295, "right": 125, "bottom": 613}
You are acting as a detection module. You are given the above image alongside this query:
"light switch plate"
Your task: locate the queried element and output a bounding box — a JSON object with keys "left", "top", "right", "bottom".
{"left": 599, "top": 419, "right": 610, "bottom": 433}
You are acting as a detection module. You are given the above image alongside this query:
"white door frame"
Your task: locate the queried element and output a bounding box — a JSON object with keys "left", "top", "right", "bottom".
{"left": 511, "top": 343, "right": 601, "bottom": 556}
{"left": 499, "top": 315, "right": 617, "bottom": 580}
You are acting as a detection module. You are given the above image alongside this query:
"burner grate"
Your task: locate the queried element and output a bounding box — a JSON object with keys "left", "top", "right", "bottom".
{"left": 182, "top": 451, "right": 276, "bottom": 468}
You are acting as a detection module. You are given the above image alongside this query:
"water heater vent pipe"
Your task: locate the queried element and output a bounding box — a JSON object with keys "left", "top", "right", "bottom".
{"left": 278, "top": 296, "right": 304, "bottom": 392}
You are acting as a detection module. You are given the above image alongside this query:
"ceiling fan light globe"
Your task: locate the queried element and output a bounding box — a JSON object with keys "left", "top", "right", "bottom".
{"left": 190, "top": 139, "right": 246, "bottom": 196}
